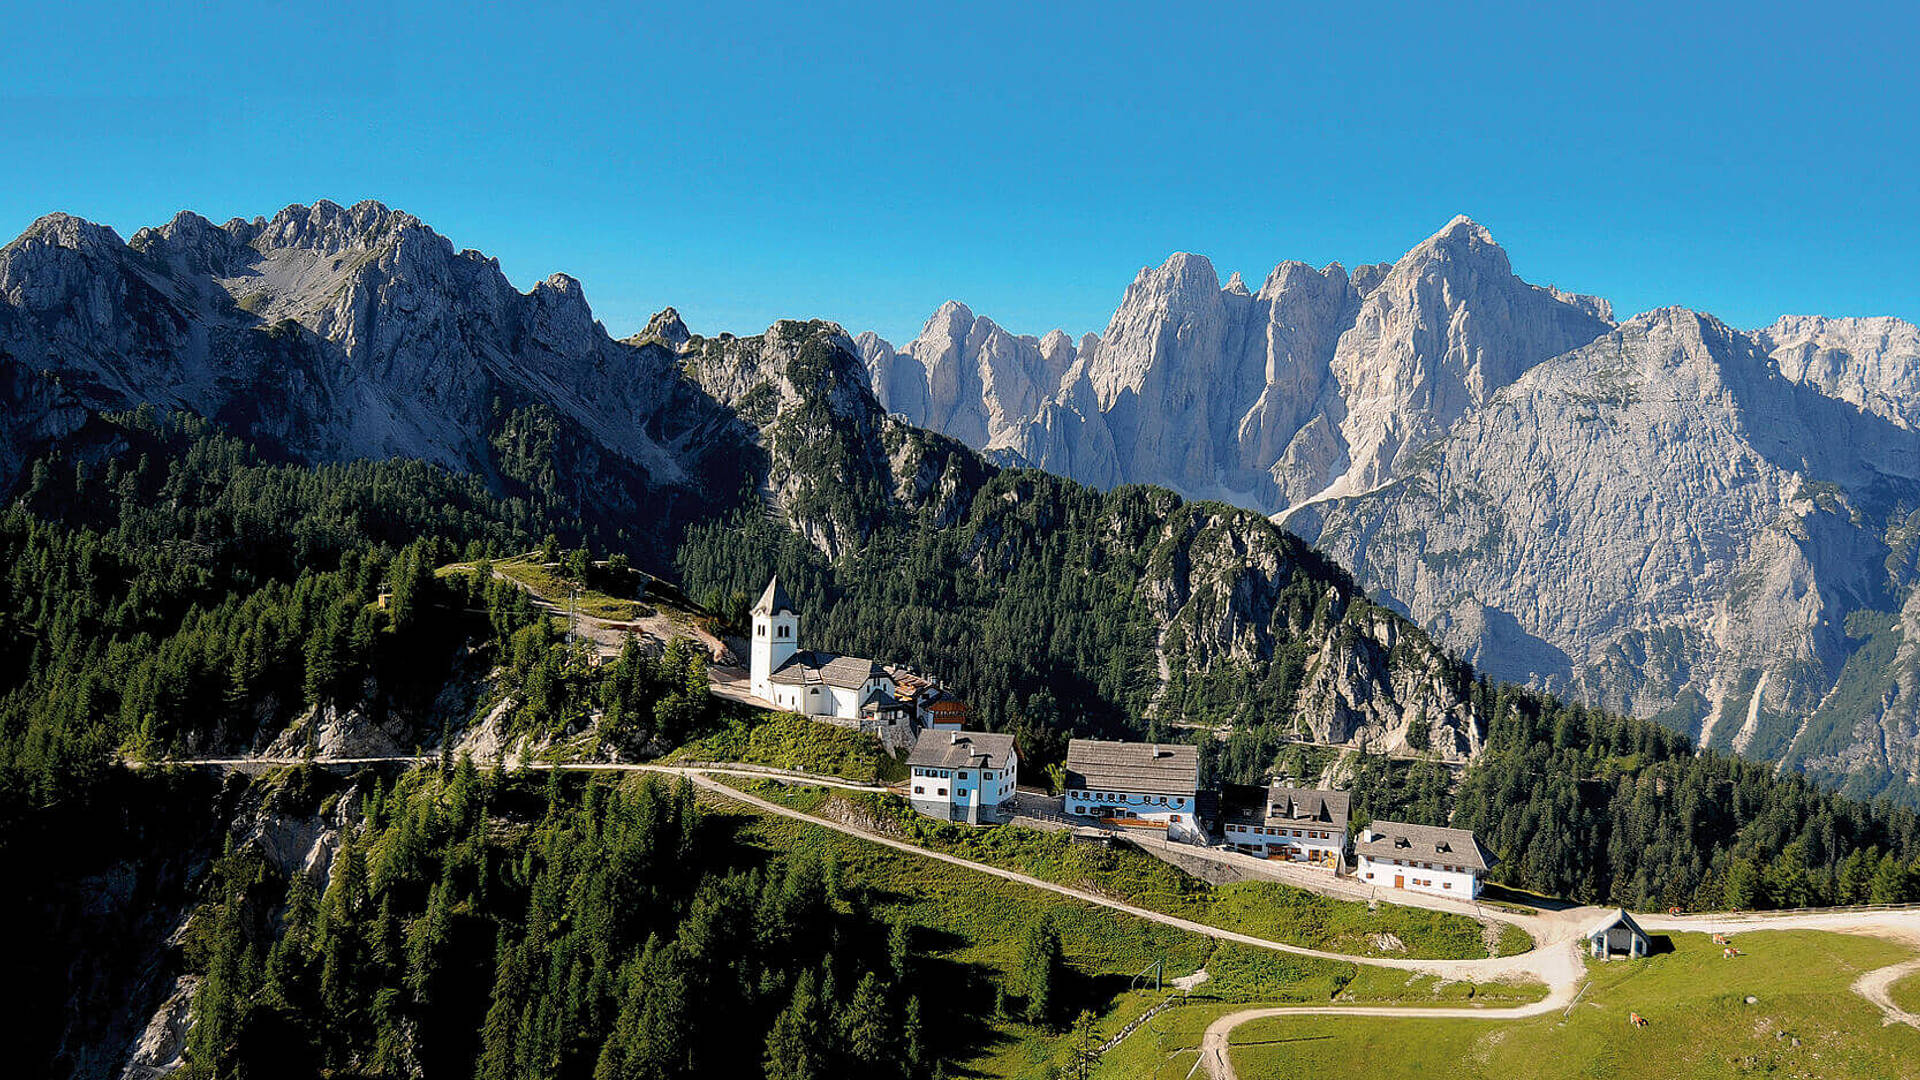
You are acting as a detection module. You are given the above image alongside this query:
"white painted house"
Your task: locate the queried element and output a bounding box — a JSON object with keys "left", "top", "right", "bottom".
{"left": 907, "top": 729, "right": 1020, "bottom": 824}
{"left": 1353, "top": 820, "right": 1495, "bottom": 899}
{"left": 1220, "top": 784, "right": 1350, "bottom": 870}
{"left": 749, "top": 577, "right": 897, "bottom": 720}
{"left": 1063, "top": 740, "right": 1205, "bottom": 844}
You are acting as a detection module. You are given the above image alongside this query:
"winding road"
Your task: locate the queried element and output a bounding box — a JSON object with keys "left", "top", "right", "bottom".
{"left": 153, "top": 754, "right": 1920, "bottom": 1079}
{"left": 1196, "top": 907, "right": 1920, "bottom": 1080}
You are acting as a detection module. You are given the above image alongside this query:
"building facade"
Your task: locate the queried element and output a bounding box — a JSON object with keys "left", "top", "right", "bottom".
{"left": 749, "top": 577, "right": 897, "bottom": 720}
{"left": 1220, "top": 785, "right": 1349, "bottom": 870}
{"left": 1353, "top": 820, "right": 1495, "bottom": 899}
{"left": 1062, "top": 740, "right": 1205, "bottom": 844}
{"left": 907, "top": 730, "right": 1020, "bottom": 824}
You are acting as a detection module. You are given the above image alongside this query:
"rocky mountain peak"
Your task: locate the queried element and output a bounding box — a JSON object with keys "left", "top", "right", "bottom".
{"left": 1764, "top": 313, "right": 1920, "bottom": 430}
{"left": 255, "top": 199, "right": 426, "bottom": 256}
{"left": 640, "top": 306, "right": 692, "bottom": 348}
{"left": 6, "top": 212, "right": 127, "bottom": 258}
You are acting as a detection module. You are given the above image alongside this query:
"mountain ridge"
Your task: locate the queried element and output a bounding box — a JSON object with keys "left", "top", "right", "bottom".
{"left": 858, "top": 220, "right": 1920, "bottom": 805}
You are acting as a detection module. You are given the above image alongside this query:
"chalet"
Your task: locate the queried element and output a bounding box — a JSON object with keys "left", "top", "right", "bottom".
{"left": 1584, "top": 908, "right": 1651, "bottom": 959}
{"left": 1220, "top": 784, "right": 1349, "bottom": 870}
{"left": 749, "top": 577, "right": 898, "bottom": 721}
{"left": 1353, "top": 820, "right": 1495, "bottom": 899}
{"left": 1063, "top": 740, "right": 1205, "bottom": 844}
{"left": 920, "top": 692, "right": 970, "bottom": 731}
{"left": 907, "top": 729, "right": 1020, "bottom": 824}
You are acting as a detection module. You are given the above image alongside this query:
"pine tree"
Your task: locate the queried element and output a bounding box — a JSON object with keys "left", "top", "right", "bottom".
{"left": 1017, "top": 914, "right": 1065, "bottom": 1027}
{"left": 764, "top": 970, "right": 827, "bottom": 1080}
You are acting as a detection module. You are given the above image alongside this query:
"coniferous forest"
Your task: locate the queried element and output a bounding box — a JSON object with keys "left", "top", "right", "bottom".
{"left": 5, "top": 407, "right": 1920, "bottom": 1080}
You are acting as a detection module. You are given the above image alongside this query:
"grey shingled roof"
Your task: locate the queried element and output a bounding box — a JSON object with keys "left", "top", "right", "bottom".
{"left": 1220, "top": 784, "right": 1350, "bottom": 830}
{"left": 767, "top": 651, "right": 886, "bottom": 689}
{"left": 1064, "top": 740, "right": 1200, "bottom": 797}
{"left": 908, "top": 730, "right": 1018, "bottom": 770}
{"left": 753, "top": 576, "right": 795, "bottom": 616}
{"left": 1355, "top": 820, "right": 1495, "bottom": 873}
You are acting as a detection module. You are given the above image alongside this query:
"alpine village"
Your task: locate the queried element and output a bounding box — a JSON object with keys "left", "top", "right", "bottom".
{"left": 11, "top": 180, "right": 1920, "bottom": 1076}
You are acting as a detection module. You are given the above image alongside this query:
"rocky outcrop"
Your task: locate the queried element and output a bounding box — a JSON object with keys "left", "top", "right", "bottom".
{"left": 857, "top": 218, "right": 1920, "bottom": 801}
{"left": 860, "top": 217, "right": 1612, "bottom": 514}
{"left": 0, "top": 201, "right": 745, "bottom": 549}
{"left": 120, "top": 976, "right": 197, "bottom": 1080}
{"left": 1290, "top": 308, "right": 1920, "bottom": 770}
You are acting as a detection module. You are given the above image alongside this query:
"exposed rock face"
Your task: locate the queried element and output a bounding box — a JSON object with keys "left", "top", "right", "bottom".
{"left": 1288, "top": 308, "right": 1920, "bottom": 788}
{"left": 0, "top": 200, "right": 745, "bottom": 550}
{"left": 857, "top": 301, "right": 1079, "bottom": 449}
{"left": 1764, "top": 314, "right": 1920, "bottom": 429}
{"left": 1137, "top": 501, "right": 1480, "bottom": 759}
{"left": 120, "top": 976, "right": 197, "bottom": 1080}
{"left": 861, "top": 218, "right": 1920, "bottom": 801}
{"left": 860, "top": 217, "right": 1612, "bottom": 514}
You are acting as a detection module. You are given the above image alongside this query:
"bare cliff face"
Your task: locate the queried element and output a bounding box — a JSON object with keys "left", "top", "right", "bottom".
{"left": 1290, "top": 309, "right": 1920, "bottom": 767}
{"left": 859, "top": 217, "right": 1613, "bottom": 515}
{"left": 863, "top": 220, "right": 1920, "bottom": 803}
{"left": 0, "top": 200, "right": 745, "bottom": 550}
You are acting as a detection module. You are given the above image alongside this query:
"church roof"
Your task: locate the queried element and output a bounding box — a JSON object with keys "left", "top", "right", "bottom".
{"left": 753, "top": 576, "right": 795, "bottom": 616}
{"left": 768, "top": 650, "right": 887, "bottom": 689}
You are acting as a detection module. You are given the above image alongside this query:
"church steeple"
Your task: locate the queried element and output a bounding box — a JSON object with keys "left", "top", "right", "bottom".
{"left": 754, "top": 576, "right": 795, "bottom": 617}
{"left": 749, "top": 576, "right": 799, "bottom": 700}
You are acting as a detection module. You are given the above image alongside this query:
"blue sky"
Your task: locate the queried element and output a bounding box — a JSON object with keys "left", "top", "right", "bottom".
{"left": 4, "top": 1, "right": 1916, "bottom": 345}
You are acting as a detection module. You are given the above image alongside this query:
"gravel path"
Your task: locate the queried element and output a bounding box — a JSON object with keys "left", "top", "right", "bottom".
{"left": 1198, "top": 907, "right": 1920, "bottom": 1079}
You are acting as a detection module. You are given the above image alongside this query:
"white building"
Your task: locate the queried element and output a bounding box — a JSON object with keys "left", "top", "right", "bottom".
{"left": 1062, "top": 740, "right": 1205, "bottom": 844}
{"left": 749, "top": 577, "right": 897, "bottom": 720}
{"left": 1353, "top": 820, "right": 1495, "bottom": 899}
{"left": 907, "top": 729, "right": 1020, "bottom": 824}
{"left": 1220, "top": 784, "right": 1349, "bottom": 870}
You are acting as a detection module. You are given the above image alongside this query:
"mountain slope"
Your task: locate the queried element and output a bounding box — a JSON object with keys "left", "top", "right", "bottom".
{"left": 862, "top": 223, "right": 1920, "bottom": 805}
{"left": 0, "top": 201, "right": 747, "bottom": 555}
{"left": 859, "top": 217, "right": 1613, "bottom": 514}
{"left": 1289, "top": 309, "right": 1920, "bottom": 765}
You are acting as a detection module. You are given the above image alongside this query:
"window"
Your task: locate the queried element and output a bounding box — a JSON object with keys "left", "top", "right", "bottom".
{"left": 912, "top": 786, "right": 923, "bottom": 795}
{"left": 1443, "top": 882, "right": 1452, "bottom": 889}
{"left": 1170, "top": 815, "right": 1182, "bottom": 823}
{"left": 1072, "top": 805, "right": 1085, "bottom": 815}
{"left": 757, "top": 625, "right": 765, "bottom": 637}
{"left": 936, "top": 788, "right": 947, "bottom": 797}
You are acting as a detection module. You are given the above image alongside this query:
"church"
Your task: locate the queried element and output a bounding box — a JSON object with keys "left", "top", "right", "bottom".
{"left": 750, "top": 577, "right": 900, "bottom": 720}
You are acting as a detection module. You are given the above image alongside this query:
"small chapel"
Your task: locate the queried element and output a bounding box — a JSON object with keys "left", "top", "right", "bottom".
{"left": 749, "top": 577, "right": 900, "bottom": 720}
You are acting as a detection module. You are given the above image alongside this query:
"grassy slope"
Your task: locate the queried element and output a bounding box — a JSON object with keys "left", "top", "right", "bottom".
{"left": 490, "top": 556, "right": 649, "bottom": 620}
{"left": 1893, "top": 970, "right": 1920, "bottom": 1017}
{"left": 1218, "top": 930, "right": 1920, "bottom": 1080}
{"left": 728, "top": 780, "right": 1515, "bottom": 961}
{"left": 707, "top": 792, "right": 1543, "bottom": 1079}
{"left": 665, "top": 712, "right": 898, "bottom": 782}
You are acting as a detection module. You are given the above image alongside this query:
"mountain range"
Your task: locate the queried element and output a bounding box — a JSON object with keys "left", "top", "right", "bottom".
{"left": 857, "top": 220, "right": 1920, "bottom": 804}
{"left": 0, "top": 200, "right": 1491, "bottom": 770}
